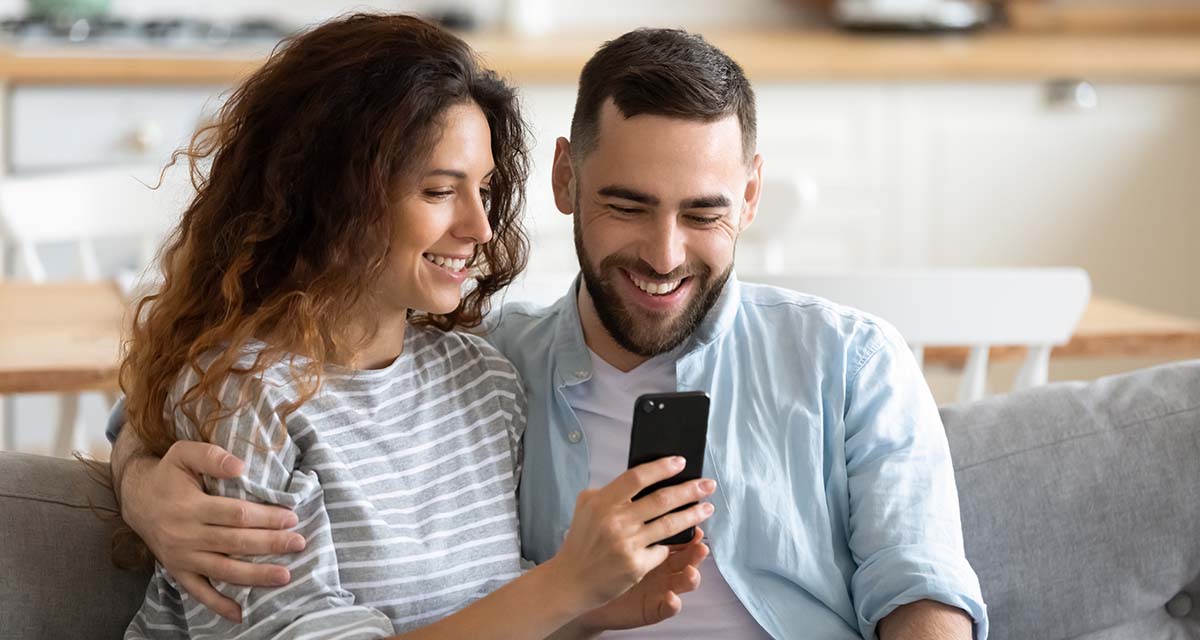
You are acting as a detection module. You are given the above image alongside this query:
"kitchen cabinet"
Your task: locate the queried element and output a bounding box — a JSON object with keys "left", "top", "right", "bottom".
{"left": 894, "top": 81, "right": 1200, "bottom": 318}
{"left": 519, "top": 81, "right": 1200, "bottom": 322}
{"left": 7, "top": 85, "right": 226, "bottom": 174}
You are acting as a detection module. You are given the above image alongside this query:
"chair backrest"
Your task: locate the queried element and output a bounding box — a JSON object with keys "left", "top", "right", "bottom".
{"left": 494, "top": 271, "right": 578, "bottom": 309}
{"left": 0, "top": 166, "right": 179, "bottom": 284}
{"left": 747, "top": 268, "right": 1092, "bottom": 402}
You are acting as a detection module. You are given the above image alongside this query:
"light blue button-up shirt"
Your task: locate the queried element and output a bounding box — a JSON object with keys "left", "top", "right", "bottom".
{"left": 486, "top": 274, "right": 988, "bottom": 640}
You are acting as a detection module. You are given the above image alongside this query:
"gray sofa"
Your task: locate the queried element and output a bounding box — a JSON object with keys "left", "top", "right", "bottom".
{"left": 2, "top": 361, "right": 1198, "bottom": 639}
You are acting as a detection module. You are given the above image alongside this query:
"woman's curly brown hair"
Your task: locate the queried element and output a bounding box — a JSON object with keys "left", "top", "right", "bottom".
{"left": 121, "top": 13, "right": 530, "bottom": 457}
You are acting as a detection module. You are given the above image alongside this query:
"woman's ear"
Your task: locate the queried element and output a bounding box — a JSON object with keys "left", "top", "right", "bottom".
{"left": 551, "top": 137, "right": 576, "bottom": 215}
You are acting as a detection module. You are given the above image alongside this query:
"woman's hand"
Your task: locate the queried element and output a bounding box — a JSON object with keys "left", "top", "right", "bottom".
{"left": 544, "top": 455, "right": 716, "bottom": 613}
{"left": 576, "top": 527, "right": 709, "bottom": 632}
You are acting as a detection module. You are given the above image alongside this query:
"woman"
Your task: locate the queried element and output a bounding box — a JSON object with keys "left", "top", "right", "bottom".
{"left": 120, "top": 13, "right": 713, "bottom": 639}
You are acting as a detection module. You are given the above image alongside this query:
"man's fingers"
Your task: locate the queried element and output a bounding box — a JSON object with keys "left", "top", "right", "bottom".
{"left": 612, "top": 456, "right": 686, "bottom": 500}
{"left": 175, "top": 571, "right": 243, "bottom": 623}
{"left": 199, "top": 525, "right": 306, "bottom": 556}
{"left": 207, "top": 495, "right": 298, "bottom": 529}
{"left": 197, "top": 551, "right": 291, "bottom": 587}
{"left": 167, "top": 441, "right": 243, "bottom": 479}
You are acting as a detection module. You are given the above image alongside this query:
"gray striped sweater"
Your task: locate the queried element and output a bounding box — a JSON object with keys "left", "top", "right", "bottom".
{"left": 126, "top": 325, "right": 527, "bottom": 639}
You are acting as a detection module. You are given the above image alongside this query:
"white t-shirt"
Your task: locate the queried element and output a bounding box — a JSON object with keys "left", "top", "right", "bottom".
{"left": 562, "top": 349, "right": 772, "bottom": 639}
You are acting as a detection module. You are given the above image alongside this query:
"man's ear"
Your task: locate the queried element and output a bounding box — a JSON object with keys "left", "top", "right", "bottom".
{"left": 551, "top": 137, "right": 577, "bottom": 215}
{"left": 739, "top": 153, "right": 764, "bottom": 232}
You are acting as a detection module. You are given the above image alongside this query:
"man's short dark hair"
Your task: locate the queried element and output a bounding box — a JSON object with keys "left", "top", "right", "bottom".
{"left": 570, "top": 28, "right": 757, "bottom": 165}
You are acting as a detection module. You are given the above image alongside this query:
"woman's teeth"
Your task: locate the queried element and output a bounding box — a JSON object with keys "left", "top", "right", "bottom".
{"left": 630, "top": 274, "right": 683, "bottom": 296}
{"left": 423, "top": 253, "right": 467, "bottom": 271}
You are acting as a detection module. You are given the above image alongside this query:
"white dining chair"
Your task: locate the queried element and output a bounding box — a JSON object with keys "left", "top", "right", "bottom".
{"left": 0, "top": 165, "right": 177, "bottom": 455}
{"left": 749, "top": 268, "right": 1092, "bottom": 403}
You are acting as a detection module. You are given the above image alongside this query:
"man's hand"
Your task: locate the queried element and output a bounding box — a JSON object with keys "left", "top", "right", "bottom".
{"left": 577, "top": 527, "right": 708, "bottom": 632}
{"left": 117, "top": 433, "right": 304, "bottom": 622}
{"left": 878, "top": 599, "right": 974, "bottom": 640}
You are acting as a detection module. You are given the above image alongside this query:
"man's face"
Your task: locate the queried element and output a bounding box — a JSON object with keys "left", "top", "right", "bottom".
{"left": 553, "top": 100, "right": 762, "bottom": 356}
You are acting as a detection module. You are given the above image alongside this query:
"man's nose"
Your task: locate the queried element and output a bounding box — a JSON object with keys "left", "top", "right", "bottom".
{"left": 639, "top": 219, "right": 685, "bottom": 276}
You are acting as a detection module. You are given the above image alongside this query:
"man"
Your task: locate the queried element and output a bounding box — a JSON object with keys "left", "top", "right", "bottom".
{"left": 109, "top": 28, "right": 986, "bottom": 639}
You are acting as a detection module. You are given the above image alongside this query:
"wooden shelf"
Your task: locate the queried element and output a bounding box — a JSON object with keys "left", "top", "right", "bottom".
{"left": 2, "top": 29, "right": 1200, "bottom": 85}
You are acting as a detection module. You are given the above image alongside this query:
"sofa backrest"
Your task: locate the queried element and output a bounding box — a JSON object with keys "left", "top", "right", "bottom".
{"left": 944, "top": 359, "right": 1200, "bottom": 639}
{"left": 0, "top": 452, "right": 151, "bottom": 638}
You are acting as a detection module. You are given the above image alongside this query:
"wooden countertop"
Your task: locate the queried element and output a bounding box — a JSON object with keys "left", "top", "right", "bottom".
{"left": 2, "top": 29, "right": 1200, "bottom": 85}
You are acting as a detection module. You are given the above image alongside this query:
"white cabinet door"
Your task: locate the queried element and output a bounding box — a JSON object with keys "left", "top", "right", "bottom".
{"left": 8, "top": 85, "right": 227, "bottom": 173}
{"left": 898, "top": 82, "right": 1200, "bottom": 317}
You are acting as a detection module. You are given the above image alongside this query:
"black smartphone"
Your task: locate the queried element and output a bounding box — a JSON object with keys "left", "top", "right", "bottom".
{"left": 627, "top": 391, "right": 710, "bottom": 546}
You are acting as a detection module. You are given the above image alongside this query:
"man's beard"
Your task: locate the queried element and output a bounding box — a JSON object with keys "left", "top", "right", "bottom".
{"left": 574, "top": 213, "right": 731, "bottom": 357}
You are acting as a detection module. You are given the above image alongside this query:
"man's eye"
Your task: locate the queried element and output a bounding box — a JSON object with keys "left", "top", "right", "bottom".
{"left": 687, "top": 215, "right": 721, "bottom": 224}
{"left": 610, "top": 205, "right": 641, "bottom": 214}
{"left": 480, "top": 188, "right": 492, "bottom": 204}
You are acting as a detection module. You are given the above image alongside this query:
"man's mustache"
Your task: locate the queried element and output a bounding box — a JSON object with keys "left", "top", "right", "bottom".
{"left": 598, "top": 256, "right": 709, "bottom": 283}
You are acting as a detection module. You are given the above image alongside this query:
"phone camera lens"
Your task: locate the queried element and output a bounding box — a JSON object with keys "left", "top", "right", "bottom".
{"left": 641, "top": 400, "right": 656, "bottom": 414}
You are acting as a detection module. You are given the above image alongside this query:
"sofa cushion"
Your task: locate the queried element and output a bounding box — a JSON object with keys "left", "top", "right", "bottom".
{"left": 0, "top": 452, "right": 151, "bottom": 638}
{"left": 944, "top": 360, "right": 1200, "bottom": 640}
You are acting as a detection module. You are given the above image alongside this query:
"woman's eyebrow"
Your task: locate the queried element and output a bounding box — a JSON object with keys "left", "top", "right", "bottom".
{"left": 424, "top": 168, "right": 496, "bottom": 180}
{"left": 424, "top": 168, "right": 467, "bottom": 179}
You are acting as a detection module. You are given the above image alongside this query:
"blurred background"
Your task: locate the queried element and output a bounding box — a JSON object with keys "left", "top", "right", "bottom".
{"left": 1, "top": 0, "right": 1198, "bottom": 456}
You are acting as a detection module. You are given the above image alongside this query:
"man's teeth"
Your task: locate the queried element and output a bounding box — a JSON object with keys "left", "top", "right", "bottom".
{"left": 630, "top": 274, "right": 682, "bottom": 296}
{"left": 423, "top": 253, "right": 467, "bottom": 271}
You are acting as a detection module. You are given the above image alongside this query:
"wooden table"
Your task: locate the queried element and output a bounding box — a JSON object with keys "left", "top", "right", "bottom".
{"left": 925, "top": 297, "right": 1200, "bottom": 367}
{"left": 2, "top": 281, "right": 1199, "bottom": 393}
{"left": 0, "top": 281, "right": 126, "bottom": 394}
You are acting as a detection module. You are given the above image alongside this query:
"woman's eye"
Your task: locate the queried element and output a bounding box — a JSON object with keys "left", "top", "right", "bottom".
{"left": 480, "top": 188, "right": 492, "bottom": 205}
{"left": 424, "top": 189, "right": 454, "bottom": 200}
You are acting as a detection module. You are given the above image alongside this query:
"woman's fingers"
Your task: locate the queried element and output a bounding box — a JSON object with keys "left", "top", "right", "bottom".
{"left": 610, "top": 456, "right": 686, "bottom": 501}
{"left": 649, "top": 590, "right": 683, "bottom": 625}
{"left": 629, "top": 478, "right": 715, "bottom": 523}
{"left": 174, "top": 570, "right": 242, "bottom": 623}
{"left": 664, "top": 540, "right": 709, "bottom": 573}
{"left": 671, "top": 565, "right": 702, "bottom": 595}
{"left": 638, "top": 501, "right": 714, "bottom": 547}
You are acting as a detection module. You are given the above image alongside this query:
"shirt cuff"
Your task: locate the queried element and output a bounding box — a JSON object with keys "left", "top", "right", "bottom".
{"left": 851, "top": 543, "right": 989, "bottom": 640}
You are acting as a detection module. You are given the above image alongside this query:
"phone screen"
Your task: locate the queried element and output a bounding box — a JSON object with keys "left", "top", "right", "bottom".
{"left": 627, "top": 391, "right": 710, "bottom": 545}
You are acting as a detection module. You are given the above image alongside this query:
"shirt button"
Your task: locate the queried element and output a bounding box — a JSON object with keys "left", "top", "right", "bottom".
{"left": 574, "top": 370, "right": 588, "bottom": 380}
{"left": 567, "top": 430, "right": 582, "bottom": 444}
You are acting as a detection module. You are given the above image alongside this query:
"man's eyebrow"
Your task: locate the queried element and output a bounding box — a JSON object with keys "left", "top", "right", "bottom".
{"left": 681, "top": 194, "right": 731, "bottom": 209}
{"left": 597, "top": 185, "right": 660, "bottom": 207}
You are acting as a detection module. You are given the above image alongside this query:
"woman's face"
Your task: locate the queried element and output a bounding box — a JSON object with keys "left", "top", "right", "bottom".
{"left": 378, "top": 102, "right": 495, "bottom": 316}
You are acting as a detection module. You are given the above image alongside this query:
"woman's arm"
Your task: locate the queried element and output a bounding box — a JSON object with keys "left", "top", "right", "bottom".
{"left": 387, "top": 457, "right": 715, "bottom": 640}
